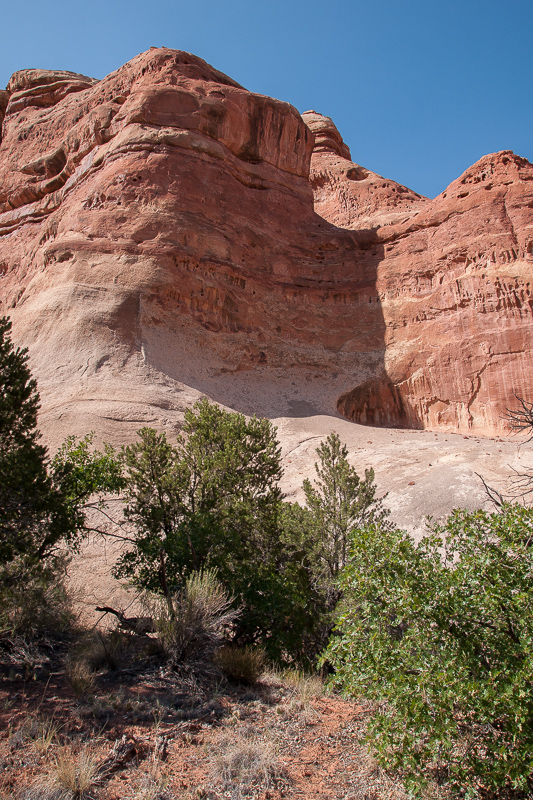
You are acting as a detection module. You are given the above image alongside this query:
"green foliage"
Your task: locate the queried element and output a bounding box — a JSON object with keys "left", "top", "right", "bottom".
{"left": 324, "top": 504, "right": 533, "bottom": 798}
{"left": 280, "top": 432, "right": 390, "bottom": 662}
{"left": 0, "top": 316, "right": 125, "bottom": 644}
{"left": 114, "top": 400, "right": 298, "bottom": 659}
{"left": 0, "top": 316, "right": 65, "bottom": 570}
{"left": 303, "top": 432, "right": 390, "bottom": 583}
{"left": 51, "top": 433, "right": 125, "bottom": 549}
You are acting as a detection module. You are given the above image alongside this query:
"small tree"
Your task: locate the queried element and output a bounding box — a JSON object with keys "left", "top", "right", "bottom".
{"left": 324, "top": 506, "right": 533, "bottom": 798}
{"left": 280, "top": 432, "right": 390, "bottom": 662}
{"left": 114, "top": 400, "right": 294, "bottom": 658}
{"left": 303, "top": 431, "right": 389, "bottom": 585}
{"left": 0, "top": 316, "right": 124, "bottom": 638}
{"left": 0, "top": 316, "right": 66, "bottom": 574}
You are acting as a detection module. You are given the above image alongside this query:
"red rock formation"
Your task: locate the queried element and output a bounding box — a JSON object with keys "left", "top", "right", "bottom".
{"left": 303, "top": 113, "right": 533, "bottom": 434}
{"left": 0, "top": 49, "right": 532, "bottom": 441}
{"left": 303, "top": 110, "right": 426, "bottom": 230}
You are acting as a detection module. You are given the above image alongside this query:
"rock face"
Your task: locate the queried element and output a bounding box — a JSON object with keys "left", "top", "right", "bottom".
{"left": 0, "top": 48, "right": 532, "bottom": 442}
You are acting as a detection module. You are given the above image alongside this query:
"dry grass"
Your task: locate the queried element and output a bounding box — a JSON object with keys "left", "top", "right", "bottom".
{"left": 73, "top": 630, "right": 135, "bottom": 673}
{"left": 54, "top": 746, "right": 101, "bottom": 798}
{"left": 33, "top": 716, "right": 60, "bottom": 755}
{"left": 210, "top": 726, "right": 286, "bottom": 799}
{"left": 147, "top": 569, "right": 240, "bottom": 674}
{"left": 0, "top": 659, "right": 445, "bottom": 800}
{"left": 20, "top": 746, "right": 101, "bottom": 800}
{"left": 279, "top": 669, "right": 324, "bottom": 703}
{"left": 65, "top": 658, "right": 96, "bottom": 700}
{"left": 128, "top": 763, "right": 171, "bottom": 800}
{"left": 214, "top": 645, "right": 265, "bottom": 684}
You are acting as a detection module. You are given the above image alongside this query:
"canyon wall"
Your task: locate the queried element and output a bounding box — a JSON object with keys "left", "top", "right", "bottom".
{"left": 0, "top": 48, "right": 532, "bottom": 442}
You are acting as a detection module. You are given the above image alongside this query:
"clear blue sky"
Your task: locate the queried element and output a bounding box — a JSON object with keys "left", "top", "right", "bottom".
{"left": 1, "top": 0, "right": 531, "bottom": 198}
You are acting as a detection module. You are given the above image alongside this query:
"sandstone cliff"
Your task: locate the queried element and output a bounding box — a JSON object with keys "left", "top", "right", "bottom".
{"left": 0, "top": 48, "right": 532, "bottom": 441}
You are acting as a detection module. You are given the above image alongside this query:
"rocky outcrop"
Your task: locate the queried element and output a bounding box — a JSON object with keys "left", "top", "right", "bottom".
{"left": 304, "top": 114, "right": 533, "bottom": 435}
{"left": 303, "top": 111, "right": 426, "bottom": 230}
{"left": 0, "top": 48, "right": 532, "bottom": 442}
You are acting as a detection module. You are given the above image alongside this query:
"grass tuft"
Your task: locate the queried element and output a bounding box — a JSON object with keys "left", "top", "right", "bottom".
{"left": 214, "top": 645, "right": 265, "bottom": 684}
{"left": 65, "top": 659, "right": 96, "bottom": 700}
{"left": 280, "top": 668, "right": 324, "bottom": 703}
{"left": 210, "top": 727, "right": 285, "bottom": 799}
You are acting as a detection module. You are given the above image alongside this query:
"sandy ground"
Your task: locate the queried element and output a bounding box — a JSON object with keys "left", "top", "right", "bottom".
{"left": 274, "top": 413, "right": 533, "bottom": 535}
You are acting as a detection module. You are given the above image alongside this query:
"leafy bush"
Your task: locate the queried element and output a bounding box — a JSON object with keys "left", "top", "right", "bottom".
{"left": 114, "top": 418, "right": 389, "bottom": 665}
{"left": 114, "top": 401, "right": 295, "bottom": 657}
{"left": 324, "top": 504, "right": 533, "bottom": 798}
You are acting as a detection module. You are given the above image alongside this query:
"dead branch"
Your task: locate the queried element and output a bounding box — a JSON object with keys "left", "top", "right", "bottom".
{"left": 503, "top": 394, "right": 533, "bottom": 441}
{"left": 475, "top": 473, "right": 504, "bottom": 509}
{"left": 95, "top": 605, "right": 155, "bottom": 634}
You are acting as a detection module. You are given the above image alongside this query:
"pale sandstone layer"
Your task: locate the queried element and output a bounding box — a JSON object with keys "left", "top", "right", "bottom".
{"left": 0, "top": 47, "right": 532, "bottom": 462}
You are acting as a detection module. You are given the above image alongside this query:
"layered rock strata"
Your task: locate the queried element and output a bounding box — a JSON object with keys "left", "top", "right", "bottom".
{"left": 0, "top": 48, "right": 532, "bottom": 441}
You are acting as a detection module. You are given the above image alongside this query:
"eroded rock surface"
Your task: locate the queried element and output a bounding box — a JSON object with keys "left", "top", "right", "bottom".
{"left": 0, "top": 48, "right": 532, "bottom": 444}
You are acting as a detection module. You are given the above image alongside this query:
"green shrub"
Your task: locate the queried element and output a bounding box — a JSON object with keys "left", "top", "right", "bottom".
{"left": 324, "top": 504, "right": 533, "bottom": 798}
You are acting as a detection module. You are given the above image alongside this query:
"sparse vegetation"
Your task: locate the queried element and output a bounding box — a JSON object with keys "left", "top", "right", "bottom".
{"left": 209, "top": 727, "right": 285, "bottom": 799}
{"left": 147, "top": 568, "right": 240, "bottom": 674}
{"left": 42, "top": 746, "right": 101, "bottom": 800}
{"left": 279, "top": 669, "right": 324, "bottom": 705}
{"left": 72, "top": 630, "right": 138, "bottom": 673}
{"left": 65, "top": 658, "right": 97, "bottom": 700}
{"left": 4, "top": 310, "right": 533, "bottom": 797}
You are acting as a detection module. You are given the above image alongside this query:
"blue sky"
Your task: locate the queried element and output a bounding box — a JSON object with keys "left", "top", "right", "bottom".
{"left": 1, "top": 0, "right": 531, "bottom": 198}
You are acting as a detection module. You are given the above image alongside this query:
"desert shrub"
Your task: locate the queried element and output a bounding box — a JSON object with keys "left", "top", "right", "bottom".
{"left": 115, "top": 413, "right": 389, "bottom": 665}
{"left": 113, "top": 400, "right": 334, "bottom": 663}
{"left": 147, "top": 569, "right": 240, "bottom": 673}
{"left": 215, "top": 645, "right": 265, "bottom": 683}
{"left": 324, "top": 504, "right": 533, "bottom": 798}
{"left": 113, "top": 402, "right": 295, "bottom": 657}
